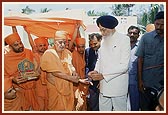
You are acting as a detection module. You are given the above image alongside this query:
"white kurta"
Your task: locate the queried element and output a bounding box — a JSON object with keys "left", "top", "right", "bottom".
{"left": 95, "top": 31, "right": 131, "bottom": 97}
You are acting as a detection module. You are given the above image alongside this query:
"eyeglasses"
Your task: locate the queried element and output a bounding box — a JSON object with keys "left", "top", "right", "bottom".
{"left": 128, "top": 32, "right": 139, "bottom": 35}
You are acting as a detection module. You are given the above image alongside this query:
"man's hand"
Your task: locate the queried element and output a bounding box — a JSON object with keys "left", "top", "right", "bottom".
{"left": 12, "top": 76, "right": 28, "bottom": 84}
{"left": 70, "top": 75, "right": 80, "bottom": 83}
{"left": 79, "top": 78, "right": 93, "bottom": 85}
{"left": 88, "top": 71, "right": 103, "bottom": 81}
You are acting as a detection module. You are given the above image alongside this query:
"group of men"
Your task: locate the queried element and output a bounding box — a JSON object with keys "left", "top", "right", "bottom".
{"left": 4, "top": 11, "right": 164, "bottom": 111}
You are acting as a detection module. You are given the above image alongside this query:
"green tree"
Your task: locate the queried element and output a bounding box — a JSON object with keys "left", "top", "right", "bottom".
{"left": 141, "top": 12, "right": 148, "bottom": 27}
{"left": 21, "top": 6, "right": 35, "bottom": 15}
{"left": 148, "top": 4, "right": 159, "bottom": 23}
{"left": 87, "top": 10, "right": 96, "bottom": 16}
{"left": 140, "top": 4, "right": 164, "bottom": 33}
{"left": 109, "top": 4, "right": 126, "bottom": 16}
{"left": 40, "top": 8, "right": 52, "bottom": 13}
{"left": 109, "top": 4, "right": 135, "bottom": 16}
{"left": 122, "top": 4, "right": 135, "bottom": 16}
{"left": 87, "top": 10, "right": 108, "bottom": 16}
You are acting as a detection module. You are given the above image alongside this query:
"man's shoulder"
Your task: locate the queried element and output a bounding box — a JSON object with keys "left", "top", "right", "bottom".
{"left": 24, "top": 48, "right": 33, "bottom": 52}
{"left": 85, "top": 47, "right": 91, "bottom": 52}
{"left": 85, "top": 47, "right": 94, "bottom": 54}
{"left": 64, "top": 48, "right": 72, "bottom": 54}
{"left": 141, "top": 31, "right": 156, "bottom": 39}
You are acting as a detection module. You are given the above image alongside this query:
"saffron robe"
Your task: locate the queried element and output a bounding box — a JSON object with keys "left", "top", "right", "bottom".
{"left": 4, "top": 48, "right": 40, "bottom": 111}
{"left": 40, "top": 48, "right": 74, "bottom": 111}
{"left": 72, "top": 50, "right": 88, "bottom": 111}
{"left": 33, "top": 53, "right": 48, "bottom": 111}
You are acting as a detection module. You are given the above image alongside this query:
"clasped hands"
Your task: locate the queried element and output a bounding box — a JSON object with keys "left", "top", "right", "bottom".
{"left": 72, "top": 71, "right": 93, "bottom": 85}
{"left": 88, "top": 71, "right": 104, "bottom": 81}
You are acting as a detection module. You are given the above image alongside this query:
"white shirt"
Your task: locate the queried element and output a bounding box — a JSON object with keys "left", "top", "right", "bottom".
{"left": 95, "top": 31, "right": 130, "bottom": 97}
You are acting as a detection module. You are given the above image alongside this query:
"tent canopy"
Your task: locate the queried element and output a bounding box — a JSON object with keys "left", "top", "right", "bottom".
{"left": 4, "top": 9, "right": 87, "bottom": 38}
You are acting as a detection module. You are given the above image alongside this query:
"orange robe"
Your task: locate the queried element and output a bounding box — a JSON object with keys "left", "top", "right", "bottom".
{"left": 4, "top": 48, "right": 39, "bottom": 111}
{"left": 33, "top": 53, "right": 48, "bottom": 111}
{"left": 4, "top": 88, "right": 24, "bottom": 111}
{"left": 40, "top": 48, "right": 74, "bottom": 111}
{"left": 72, "top": 50, "right": 88, "bottom": 111}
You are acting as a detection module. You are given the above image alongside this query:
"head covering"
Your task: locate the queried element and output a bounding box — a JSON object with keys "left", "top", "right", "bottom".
{"left": 76, "top": 38, "right": 86, "bottom": 45}
{"left": 154, "top": 11, "right": 164, "bottom": 21}
{"left": 34, "top": 37, "right": 48, "bottom": 46}
{"left": 4, "top": 78, "right": 12, "bottom": 92}
{"left": 5, "top": 32, "right": 21, "bottom": 45}
{"left": 146, "top": 24, "right": 155, "bottom": 32}
{"left": 54, "top": 30, "right": 68, "bottom": 40}
{"left": 96, "top": 15, "right": 118, "bottom": 29}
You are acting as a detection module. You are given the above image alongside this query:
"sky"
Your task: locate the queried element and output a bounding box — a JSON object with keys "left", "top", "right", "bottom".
{"left": 2, "top": 2, "right": 156, "bottom": 16}
{"left": 2, "top": 2, "right": 165, "bottom": 49}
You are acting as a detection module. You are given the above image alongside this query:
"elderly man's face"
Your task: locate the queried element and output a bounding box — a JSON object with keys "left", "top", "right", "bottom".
{"left": 98, "top": 24, "right": 113, "bottom": 37}
{"left": 10, "top": 40, "right": 24, "bottom": 53}
{"left": 54, "top": 39, "right": 66, "bottom": 52}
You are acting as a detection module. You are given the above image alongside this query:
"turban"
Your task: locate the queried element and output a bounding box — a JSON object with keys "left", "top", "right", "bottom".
{"left": 54, "top": 31, "right": 68, "bottom": 40}
{"left": 34, "top": 37, "right": 48, "bottom": 46}
{"left": 96, "top": 15, "right": 118, "bottom": 29}
{"left": 154, "top": 11, "right": 164, "bottom": 21}
{"left": 146, "top": 24, "right": 155, "bottom": 32}
{"left": 4, "top": 78, "right": 12, "bottom": 92}
{"left": 5, "top": 32, "right": 21, "bottom": 45}
{"left": 76, "top": 38, "right": 86, "bottom": 45}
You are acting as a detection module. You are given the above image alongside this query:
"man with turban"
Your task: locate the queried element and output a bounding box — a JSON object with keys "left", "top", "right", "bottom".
{"left": 40, "top": 30, "right": 81, "bottom": 111}
{"left": 24, "top": 27, "right": 49, "bottom": 110}
{"left": 135, "top": 11, "right": 164, "bottom": 111}
{"left": 72, "top": 37, "right": 89, "bottom": 111}
{"left": 88, "top": 15, "right": 131, "bottom": 111}
{"left": 4, "top": 30, "right": 40, "bottom": 111}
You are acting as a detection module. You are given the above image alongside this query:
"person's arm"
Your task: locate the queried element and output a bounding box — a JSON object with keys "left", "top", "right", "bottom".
{"left": 12, "top": 76, "right": 28, "bottom": 84}
{"left": 69, "top": 23, "right": 80, "bottom": 50}
{"left": 51, "top": 71, "right": 79, "bottom": 83}
{"left": 12, "top": 26, "right": 17, "bottom": 33}
{"left": 23, "top": 26, "right": 36, "bottom": 52}
{"left": 137, "top": 57, "right": 144, "bottom": 92}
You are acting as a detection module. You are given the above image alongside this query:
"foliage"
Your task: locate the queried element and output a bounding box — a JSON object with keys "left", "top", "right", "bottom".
{"left": 87, "top": 10, "right": 108, "bottom": 16}
{"left": 109, "top": 4, "right": 135, "bottom": 16}
{"left": 21, "top": 6, "right": 35, "bottom": 15}
{"left": 40, "top": 8, "right": 52, "bottom": 13}
{"left": 140, "top": 4, "right": 163, "bottom": 33}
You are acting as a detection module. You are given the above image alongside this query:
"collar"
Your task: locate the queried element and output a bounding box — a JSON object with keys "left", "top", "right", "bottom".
{"left": 131, "top": 41, "right": 138, "bottom": 49}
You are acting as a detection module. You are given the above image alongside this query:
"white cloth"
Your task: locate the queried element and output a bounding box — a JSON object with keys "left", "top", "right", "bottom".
{"left": 95, "top": 31, "right": 130, "bottom": 97}
{"left": 99, "top": 93, "right": 127, "bottom": 111}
